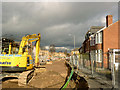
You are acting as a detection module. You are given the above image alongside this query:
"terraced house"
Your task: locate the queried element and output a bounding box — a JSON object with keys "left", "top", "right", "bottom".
{"left": 79, "top": 15, "right": 120, "bottom": 70}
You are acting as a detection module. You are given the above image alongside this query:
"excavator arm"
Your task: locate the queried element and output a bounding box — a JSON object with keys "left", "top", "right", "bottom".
{"left": 18, "top": 33, "right": 41, "bottom": 67}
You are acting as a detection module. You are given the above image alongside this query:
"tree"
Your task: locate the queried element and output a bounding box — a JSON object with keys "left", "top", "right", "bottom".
{"left": 49, "top": 44, "right": 56, "bottom": 53}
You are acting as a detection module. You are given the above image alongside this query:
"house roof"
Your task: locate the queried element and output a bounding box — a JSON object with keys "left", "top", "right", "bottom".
{"left": 89, "top": 26, "right": 104, "bottom": 34}
{"left": 90, "top": 19, "right": 120, "bottom": 37}
{"left": 85, "top": 26, "right": 104, "bottom": 40}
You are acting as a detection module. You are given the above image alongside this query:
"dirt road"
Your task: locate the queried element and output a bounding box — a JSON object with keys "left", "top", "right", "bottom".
{"left": 2, "top": 59, "right": 71, "bottom": 89}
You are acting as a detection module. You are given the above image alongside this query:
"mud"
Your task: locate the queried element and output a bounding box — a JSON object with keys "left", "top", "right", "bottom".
{"left": 2, "top": 59, "right": 71, "bottom": 89}
{"left": 2, "top": 60, "right": 88, "bottom": 89}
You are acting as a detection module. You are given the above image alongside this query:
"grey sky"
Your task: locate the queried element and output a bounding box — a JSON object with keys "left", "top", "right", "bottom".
{"left": 2, "top": 2, "right": 118, "bottom": 49}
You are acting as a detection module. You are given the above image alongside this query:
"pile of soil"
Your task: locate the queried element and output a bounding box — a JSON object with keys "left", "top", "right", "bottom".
{"left": 2, "top": 59, "right": 72, "bottom": 89}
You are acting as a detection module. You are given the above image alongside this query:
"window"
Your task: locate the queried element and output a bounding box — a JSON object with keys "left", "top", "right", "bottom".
{"left": 90, "top": 36, "right": 95, "bottom": 46}
{"left": 100, "top": 32, "right": 102, "bottom": 43}
{"left": 96, "top": 49, "right": 102, "bottom": 62}
{"left": 98, "top": 50, "right": 100, "bottom": 62}
{"left": 95, "top": 50, "right": 98, "bottom": 61}
{"left": 98, "top": 33, "right": 100, "bottom": 43}
{"left": 95, "top": 34, "right": 97, "bottom": 44}
{"left": 97, "top": 33, "right": 99, "bottom": 44}
{"left": 95, "top": 32, "right": 102, "bottom": 44}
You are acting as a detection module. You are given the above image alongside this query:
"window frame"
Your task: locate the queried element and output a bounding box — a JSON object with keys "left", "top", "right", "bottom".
{"left": 95, "top": 32, "right": 102, "bottom": 44}
{"left": 90, "top": 36, "right": 95, "bottom": 46}
{"left": 99, "top": 32, "right": 102, "bottom": 43}
{"left": 96, "top": 49, "right": 102, "bottom": 62}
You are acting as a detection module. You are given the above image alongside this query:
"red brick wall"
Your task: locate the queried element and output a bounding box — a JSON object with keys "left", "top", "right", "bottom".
{"left": 90, "top": 46, "right": 95, "bottom": 50}
{"left": 106, "top": 15, "right": 113, "bottom": 27}
{"left": 103, "top": 20, "right": 119, "bottom": 68}
{"left": 95, "top": 44, "right": 102, "bottom": 50}
{"left": 96, "top": 62, "right": 102, "bottom": 68}
{"left": 83, "top": 39, "right": 90, "bottom": 53}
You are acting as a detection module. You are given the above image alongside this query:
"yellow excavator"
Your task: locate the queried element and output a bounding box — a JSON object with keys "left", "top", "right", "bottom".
{"left": 0, "top": 33, "right": 41, "bottom": 85}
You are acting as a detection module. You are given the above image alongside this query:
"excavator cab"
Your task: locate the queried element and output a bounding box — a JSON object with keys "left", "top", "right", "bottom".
{"left": 0, "top": 33, "right": 41, "bottom": 72}
{"left": 2, "top": 48, "right": 9, "bottom": 54}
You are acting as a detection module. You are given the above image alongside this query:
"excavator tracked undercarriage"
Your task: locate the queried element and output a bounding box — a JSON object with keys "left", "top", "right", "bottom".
{"left": 0, "top": 33, "right": 41, "bottom": 86}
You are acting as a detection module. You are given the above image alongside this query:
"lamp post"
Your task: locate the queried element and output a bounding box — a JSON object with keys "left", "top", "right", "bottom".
{"left": 68, "top": 34, "right": 75, "bottom": 53}
{"left": 73, "top": 35, "right": 75, "bottom": 49}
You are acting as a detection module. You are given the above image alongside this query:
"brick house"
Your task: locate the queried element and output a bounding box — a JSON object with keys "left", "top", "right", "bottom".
{"left": 80, "top": 15, "right": 120, "bottom": 69}
{"left": 103, "top": 15, "right": 120, "bottom": 68}
{"left": 79, "top": 26, "right": 104, "bottom": 68}
{"left": 83, "top": 26, "right": 104, "bottom": 53}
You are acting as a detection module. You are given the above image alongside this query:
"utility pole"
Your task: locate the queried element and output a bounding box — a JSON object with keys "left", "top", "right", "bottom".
{"left": 69, "top": 34, "right": 75, "bottom": 53}
{"left": 74, "top": 35, "right": 75, "bottom": 49}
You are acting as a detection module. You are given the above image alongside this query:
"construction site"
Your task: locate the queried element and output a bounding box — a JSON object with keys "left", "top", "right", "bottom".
{"left": 0, "top": 2, "right": 120, "bottom": 90}
{"left": 0, "top": 33, "right": 88, "bottom": 89}
{"left": 0, "top": 33, "right": 117, "bottom": 90}
{"left": 2, "top": 60, "right": 73, "bottom": 88}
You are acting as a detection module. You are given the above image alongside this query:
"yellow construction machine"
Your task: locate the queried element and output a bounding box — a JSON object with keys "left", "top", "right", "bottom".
{"left": 0, "top": 33, "right": 41, "bottom": 85}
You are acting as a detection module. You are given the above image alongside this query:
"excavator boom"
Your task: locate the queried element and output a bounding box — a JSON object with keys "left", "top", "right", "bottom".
{"left": 1, "top": 33, "right": 41, "bottom": 71}
{"left": 0, "top": 33, "right": 41, "bottom": 86}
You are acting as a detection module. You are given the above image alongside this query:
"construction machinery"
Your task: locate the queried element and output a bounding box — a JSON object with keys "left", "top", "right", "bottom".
{"left": 0, "top": 33, "right": 41, "bottom": 85}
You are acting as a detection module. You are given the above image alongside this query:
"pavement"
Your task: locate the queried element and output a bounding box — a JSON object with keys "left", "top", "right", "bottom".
{"left": 75, "top": 68, "right": 113, "bottom": 89}
{"left": 66, "top": 61, "right": 115, "bottom": 89}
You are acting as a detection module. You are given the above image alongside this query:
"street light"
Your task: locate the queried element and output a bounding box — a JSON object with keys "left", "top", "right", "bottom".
{"left": 68, "top": 34, "right": 75, "bottom": 49}
{"left": 69, "top": 34, "right": 77, "bottom": 68}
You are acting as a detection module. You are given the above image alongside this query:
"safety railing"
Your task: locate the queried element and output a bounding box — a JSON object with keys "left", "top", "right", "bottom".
{"left": 69, "top": 50, "right": 120, "bottom": 88}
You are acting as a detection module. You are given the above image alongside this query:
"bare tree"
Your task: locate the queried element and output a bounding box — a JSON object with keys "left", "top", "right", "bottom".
{"left": 49, "top": 44, "right": 56, "bottom": 53}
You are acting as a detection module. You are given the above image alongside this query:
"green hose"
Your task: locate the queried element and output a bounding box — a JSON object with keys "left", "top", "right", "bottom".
{"left": 61, "top": 67, "right": 74, "bottom": 90}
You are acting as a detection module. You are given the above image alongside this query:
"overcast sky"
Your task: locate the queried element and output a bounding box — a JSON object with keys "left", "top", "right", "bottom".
{"left": 2, "top": 2, "right": 118, "bottom": 50}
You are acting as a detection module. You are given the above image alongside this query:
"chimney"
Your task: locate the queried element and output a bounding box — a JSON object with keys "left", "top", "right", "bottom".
{"left": 106, "top": 15, "right": 113, "bottom": 27}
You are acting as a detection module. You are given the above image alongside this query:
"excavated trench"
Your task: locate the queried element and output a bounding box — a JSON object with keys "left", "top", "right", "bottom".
{"left": 64, "top": 62, "right": 89, "bottom": 89}
{"left": 1, "top": 60, "right": 89, "bottom": 89}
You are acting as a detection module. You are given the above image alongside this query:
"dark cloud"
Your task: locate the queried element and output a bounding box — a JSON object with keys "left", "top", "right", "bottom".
{"left": 2, "top": 2, "right": 118, "bottom": 49}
